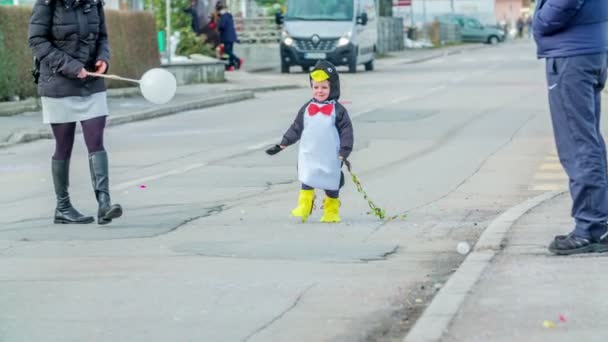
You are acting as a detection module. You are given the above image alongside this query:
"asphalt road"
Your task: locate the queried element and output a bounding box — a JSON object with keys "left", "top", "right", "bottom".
{"left": 0, "top": 41, "right": 568, "bottom": 342}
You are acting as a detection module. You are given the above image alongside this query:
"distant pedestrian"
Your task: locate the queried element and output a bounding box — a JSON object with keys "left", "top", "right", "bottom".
{"left": 28, "top": 0, "right": 122, "bottom": 225}
{"left": 216, "top": 2, "right": 242, "bottom": 70}
{"left": 516, "top": 16, "right": 525, "bottom": 38}
{"left": 533, "top": 0, "right": 608, "bottom": 254}
{"left": 265, "top": 61, "right": 354, "bottom": 223}
{"left": 184, "top": 0, "right": 201, "bottom": 35}
{"left": 273, "top": 3, "right": 283, "bottom": 29}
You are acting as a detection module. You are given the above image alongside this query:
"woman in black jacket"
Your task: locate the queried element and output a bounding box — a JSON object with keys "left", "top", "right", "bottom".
{"left": 28, "top": 0, "right": 122, "bottom": 225}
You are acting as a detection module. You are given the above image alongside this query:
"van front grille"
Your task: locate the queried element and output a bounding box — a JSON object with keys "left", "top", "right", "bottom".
{"left": 294, "top": 38, "right": 338, "bottom": 52}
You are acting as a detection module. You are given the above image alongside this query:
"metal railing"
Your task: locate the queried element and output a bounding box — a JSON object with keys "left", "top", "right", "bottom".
{"left": 234, "top": 16, "right": 280, "bottom": 44}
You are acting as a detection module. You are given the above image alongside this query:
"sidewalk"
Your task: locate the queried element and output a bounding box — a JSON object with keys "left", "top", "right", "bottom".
{"left": 405, "top": 191, "right": 608, "bottom": 341}
{"left": 0, "top": 43, "right": 488, "bottom": 148}
{"left": 0, "top": 72, "right": 305, "bottom": 148}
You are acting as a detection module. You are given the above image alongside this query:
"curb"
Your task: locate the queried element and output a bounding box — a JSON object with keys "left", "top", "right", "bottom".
{"left": 0, "top": 91, "right": 254, "bottom": 149}
{"left": 0, "top": 84, "right": 299, "bottom": 117}
{"left": 401, "top": 44, "right": 488, "bottom": 65}
{"left": 232, "top": 84, "right": 301, "bottom": 92}
{"left": 106, "top": 83, "right": 301, "bottom": 98}
{"left": 403, "top": 190, "right": 564, "bottom": 342}
{"left": 0, "top": 98, "right": 40, "bottom": 117}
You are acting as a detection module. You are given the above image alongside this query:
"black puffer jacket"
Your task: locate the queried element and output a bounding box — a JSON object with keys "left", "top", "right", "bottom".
{"left": 28, "top": 0, "right": 110, "bottom": 98}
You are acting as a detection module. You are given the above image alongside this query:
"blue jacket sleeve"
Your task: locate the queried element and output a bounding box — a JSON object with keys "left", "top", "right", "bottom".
{"left": 533, "top": 0, "right": 585, "bottom": 36}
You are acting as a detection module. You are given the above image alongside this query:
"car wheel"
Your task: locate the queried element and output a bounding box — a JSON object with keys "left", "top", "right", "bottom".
{"left": 348, "top": 57, "right": 357, "bottom": 73}
{"left": 281, "top": 61, "right": 290, "bottom": 74}
{"left": 302, "top": 66, "right": 310, "bottom": 73}
{"left": 364, "top": 59, "right": 374, "bottom": 71}
{"left": 488, "top": 36, "right": 499, "bottom": 45}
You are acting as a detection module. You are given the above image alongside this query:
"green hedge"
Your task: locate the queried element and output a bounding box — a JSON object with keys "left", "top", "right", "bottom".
{"left": 0, "top": 6, "right": 160, "bottom": 100}
{"left": 0, "top": 6, "right": 33, "bottom": 100}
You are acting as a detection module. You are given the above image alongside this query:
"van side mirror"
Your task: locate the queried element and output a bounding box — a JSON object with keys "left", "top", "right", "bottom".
{"left": 357, "top": 12, "right": 368, "bottom": 26}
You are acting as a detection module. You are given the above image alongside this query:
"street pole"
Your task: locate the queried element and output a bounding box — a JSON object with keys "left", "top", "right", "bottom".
{"left": 450, "top": 0, "right": 455, "bottom": 13}
{"left": 422, "top": 0, "right": 427, "bottom": 24}
{"left": 165, "top": 0, "right": 171, "bottom": 64}
{"left": 410, "top": 3, "right": 414, "bottom": 28}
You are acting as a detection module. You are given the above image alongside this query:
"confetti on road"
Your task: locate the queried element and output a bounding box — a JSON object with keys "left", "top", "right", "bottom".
{"left": 559, "top": 314, "right": 567, "bottom": 323}
{"left": 139, "top": 184, "right": 147, "bottom": 189}
{"left": 543, "top": 320, "right": 556, "bottom": 328}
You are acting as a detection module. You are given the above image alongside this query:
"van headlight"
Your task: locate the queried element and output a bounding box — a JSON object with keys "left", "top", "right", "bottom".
{"left": 282, "top": 31, "right": 294, "bottom": 46}
{"left": 337, "top": 31, "right": 352, "bottom": 47}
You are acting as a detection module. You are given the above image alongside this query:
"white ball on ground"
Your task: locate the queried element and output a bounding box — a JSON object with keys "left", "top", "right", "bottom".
{"left": 457, "top": 241, "right": 471, "bottom": 255}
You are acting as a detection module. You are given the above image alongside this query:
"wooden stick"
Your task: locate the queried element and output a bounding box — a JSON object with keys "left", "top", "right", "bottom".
{"left": 85, "top": 72, "right": 140, "bottom": 84}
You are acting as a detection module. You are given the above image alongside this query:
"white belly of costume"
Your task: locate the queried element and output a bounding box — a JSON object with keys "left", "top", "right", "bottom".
{"left": 298, "top": 102, "right": 341, "bottom": 190}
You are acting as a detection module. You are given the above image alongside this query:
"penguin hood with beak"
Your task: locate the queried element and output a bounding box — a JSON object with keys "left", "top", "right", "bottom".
{"left": 309, "top": 60, "right": 340, "bottom": 101}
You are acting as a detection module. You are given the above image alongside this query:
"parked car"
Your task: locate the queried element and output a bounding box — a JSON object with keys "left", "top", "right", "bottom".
{"left": 437, "top": 14, "right": 506, "bottom": 45}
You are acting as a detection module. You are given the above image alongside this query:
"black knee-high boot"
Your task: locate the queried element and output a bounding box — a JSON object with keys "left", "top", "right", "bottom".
{"left": 52, "top": 159, "right": 94, "bottom": 224}
{"left": 88, "top": 151, "right": 122, "bottom": 225}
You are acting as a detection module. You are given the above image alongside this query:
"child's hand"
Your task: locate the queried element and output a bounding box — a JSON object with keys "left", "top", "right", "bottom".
{"left": 340, "top": 156, "right": 351, "bottom": 171}
{"left": 266, "top": 145, "right": 284, "bottom": 155}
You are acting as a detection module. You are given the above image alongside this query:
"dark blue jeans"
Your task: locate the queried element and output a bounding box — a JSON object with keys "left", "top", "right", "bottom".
{"left": 546, "top": 53, "right": 608, "bottom": 240}
{"left": 302, "top": 184, "right": 339, "bottom": 198}
{"left": 301, "top": 171, "right": 345, "bottom": 199}
{"left": 223, "top": 42, "right": 239, "bottom": 68}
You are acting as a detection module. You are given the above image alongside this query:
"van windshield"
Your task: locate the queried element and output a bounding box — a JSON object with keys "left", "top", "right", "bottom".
{"left": 285, "top": 0, "right": 353, "bottom": 21}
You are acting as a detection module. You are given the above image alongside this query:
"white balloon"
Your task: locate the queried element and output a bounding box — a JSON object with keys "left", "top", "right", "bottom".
{"left": 457, "top": 241, "right": 471, "bottom": 255}
{"left": 139, "top": 68, "right": 177, "bottom": 105}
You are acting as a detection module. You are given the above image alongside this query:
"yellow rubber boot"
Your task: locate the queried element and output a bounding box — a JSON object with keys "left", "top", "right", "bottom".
{"left": 320, "top": 197, "right": 341, "bottom": 223}
{"left": 291, "top": 189, "right": 315, "bottom": 222}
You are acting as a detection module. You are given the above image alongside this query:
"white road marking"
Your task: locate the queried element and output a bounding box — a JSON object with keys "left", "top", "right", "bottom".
{"left": 112, "top": 162, "right": 207, "bottom": 191}
{"left": 534, "top": 173, "right": 568, "bottom": 180}
{"left": 540, "top": 163, "right": 562, "bottom": 171}
{"left": 529, "top": 183, "right": 566, "bottom": 191}
{"left": 247, "top": 140, "right": 277, "bottom": 150}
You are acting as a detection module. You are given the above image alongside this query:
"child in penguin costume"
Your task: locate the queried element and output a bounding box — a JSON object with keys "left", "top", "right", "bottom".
{"left": 266, "top": 60, "right": 354, "bottom": 222}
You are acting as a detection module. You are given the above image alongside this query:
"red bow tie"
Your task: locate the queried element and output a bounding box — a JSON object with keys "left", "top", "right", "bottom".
{"left": 308, "top": 103, "right": 334, "bottom": 116}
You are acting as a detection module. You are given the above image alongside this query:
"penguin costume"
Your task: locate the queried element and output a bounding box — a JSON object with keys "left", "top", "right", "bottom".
{"left": 266, "top": 60, "right": 354, "bottom": 222}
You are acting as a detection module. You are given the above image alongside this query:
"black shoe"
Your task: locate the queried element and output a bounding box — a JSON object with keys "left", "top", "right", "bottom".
{"left": 596, "top": 232, "right": 608, "bottom": 253}
{"left": 548, "top": 234, "right": 596, "bottom": 255}
{"left": 89, "top": 151, "right": 123, "bottom": 225}
{"left": 554, "top": 226, "right": 607, "bottom": 241}
{"left": 52, "top": 159, "right": 94, "bottom": 224}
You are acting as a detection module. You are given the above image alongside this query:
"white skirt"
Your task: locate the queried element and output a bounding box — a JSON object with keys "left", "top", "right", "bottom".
{"left": 41, "top": 91, "right": 109, "bottom": 124}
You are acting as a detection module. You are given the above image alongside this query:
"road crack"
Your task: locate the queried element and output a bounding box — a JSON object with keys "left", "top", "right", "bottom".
{"left": 158, "top": 204, "right": 226, "bottom": 236}
{"left": 242, "top": 283, "right": 316, "bottom": 342}
{"left": 405, "top": 112, "right": 537, "bottom": 213}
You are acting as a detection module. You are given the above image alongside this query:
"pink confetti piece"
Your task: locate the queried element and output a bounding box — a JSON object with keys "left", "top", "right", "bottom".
{"left": 139, "top": 184, "right": 147, "bottom": 189}
{"left": 559, "top": 314, "right": 567, "bottom": 323}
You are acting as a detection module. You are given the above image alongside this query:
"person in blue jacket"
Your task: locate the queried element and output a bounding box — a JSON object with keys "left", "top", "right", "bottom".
{"left": 216, "top": 2, "right": 241, "bottom": 70}
{"left": 533, "top": 0, "right": 608, "bottom": 255}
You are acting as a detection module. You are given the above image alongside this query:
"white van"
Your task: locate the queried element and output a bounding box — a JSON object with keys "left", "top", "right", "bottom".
{"left": 279, "top": 0, "right": 377, "bottom": 73}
